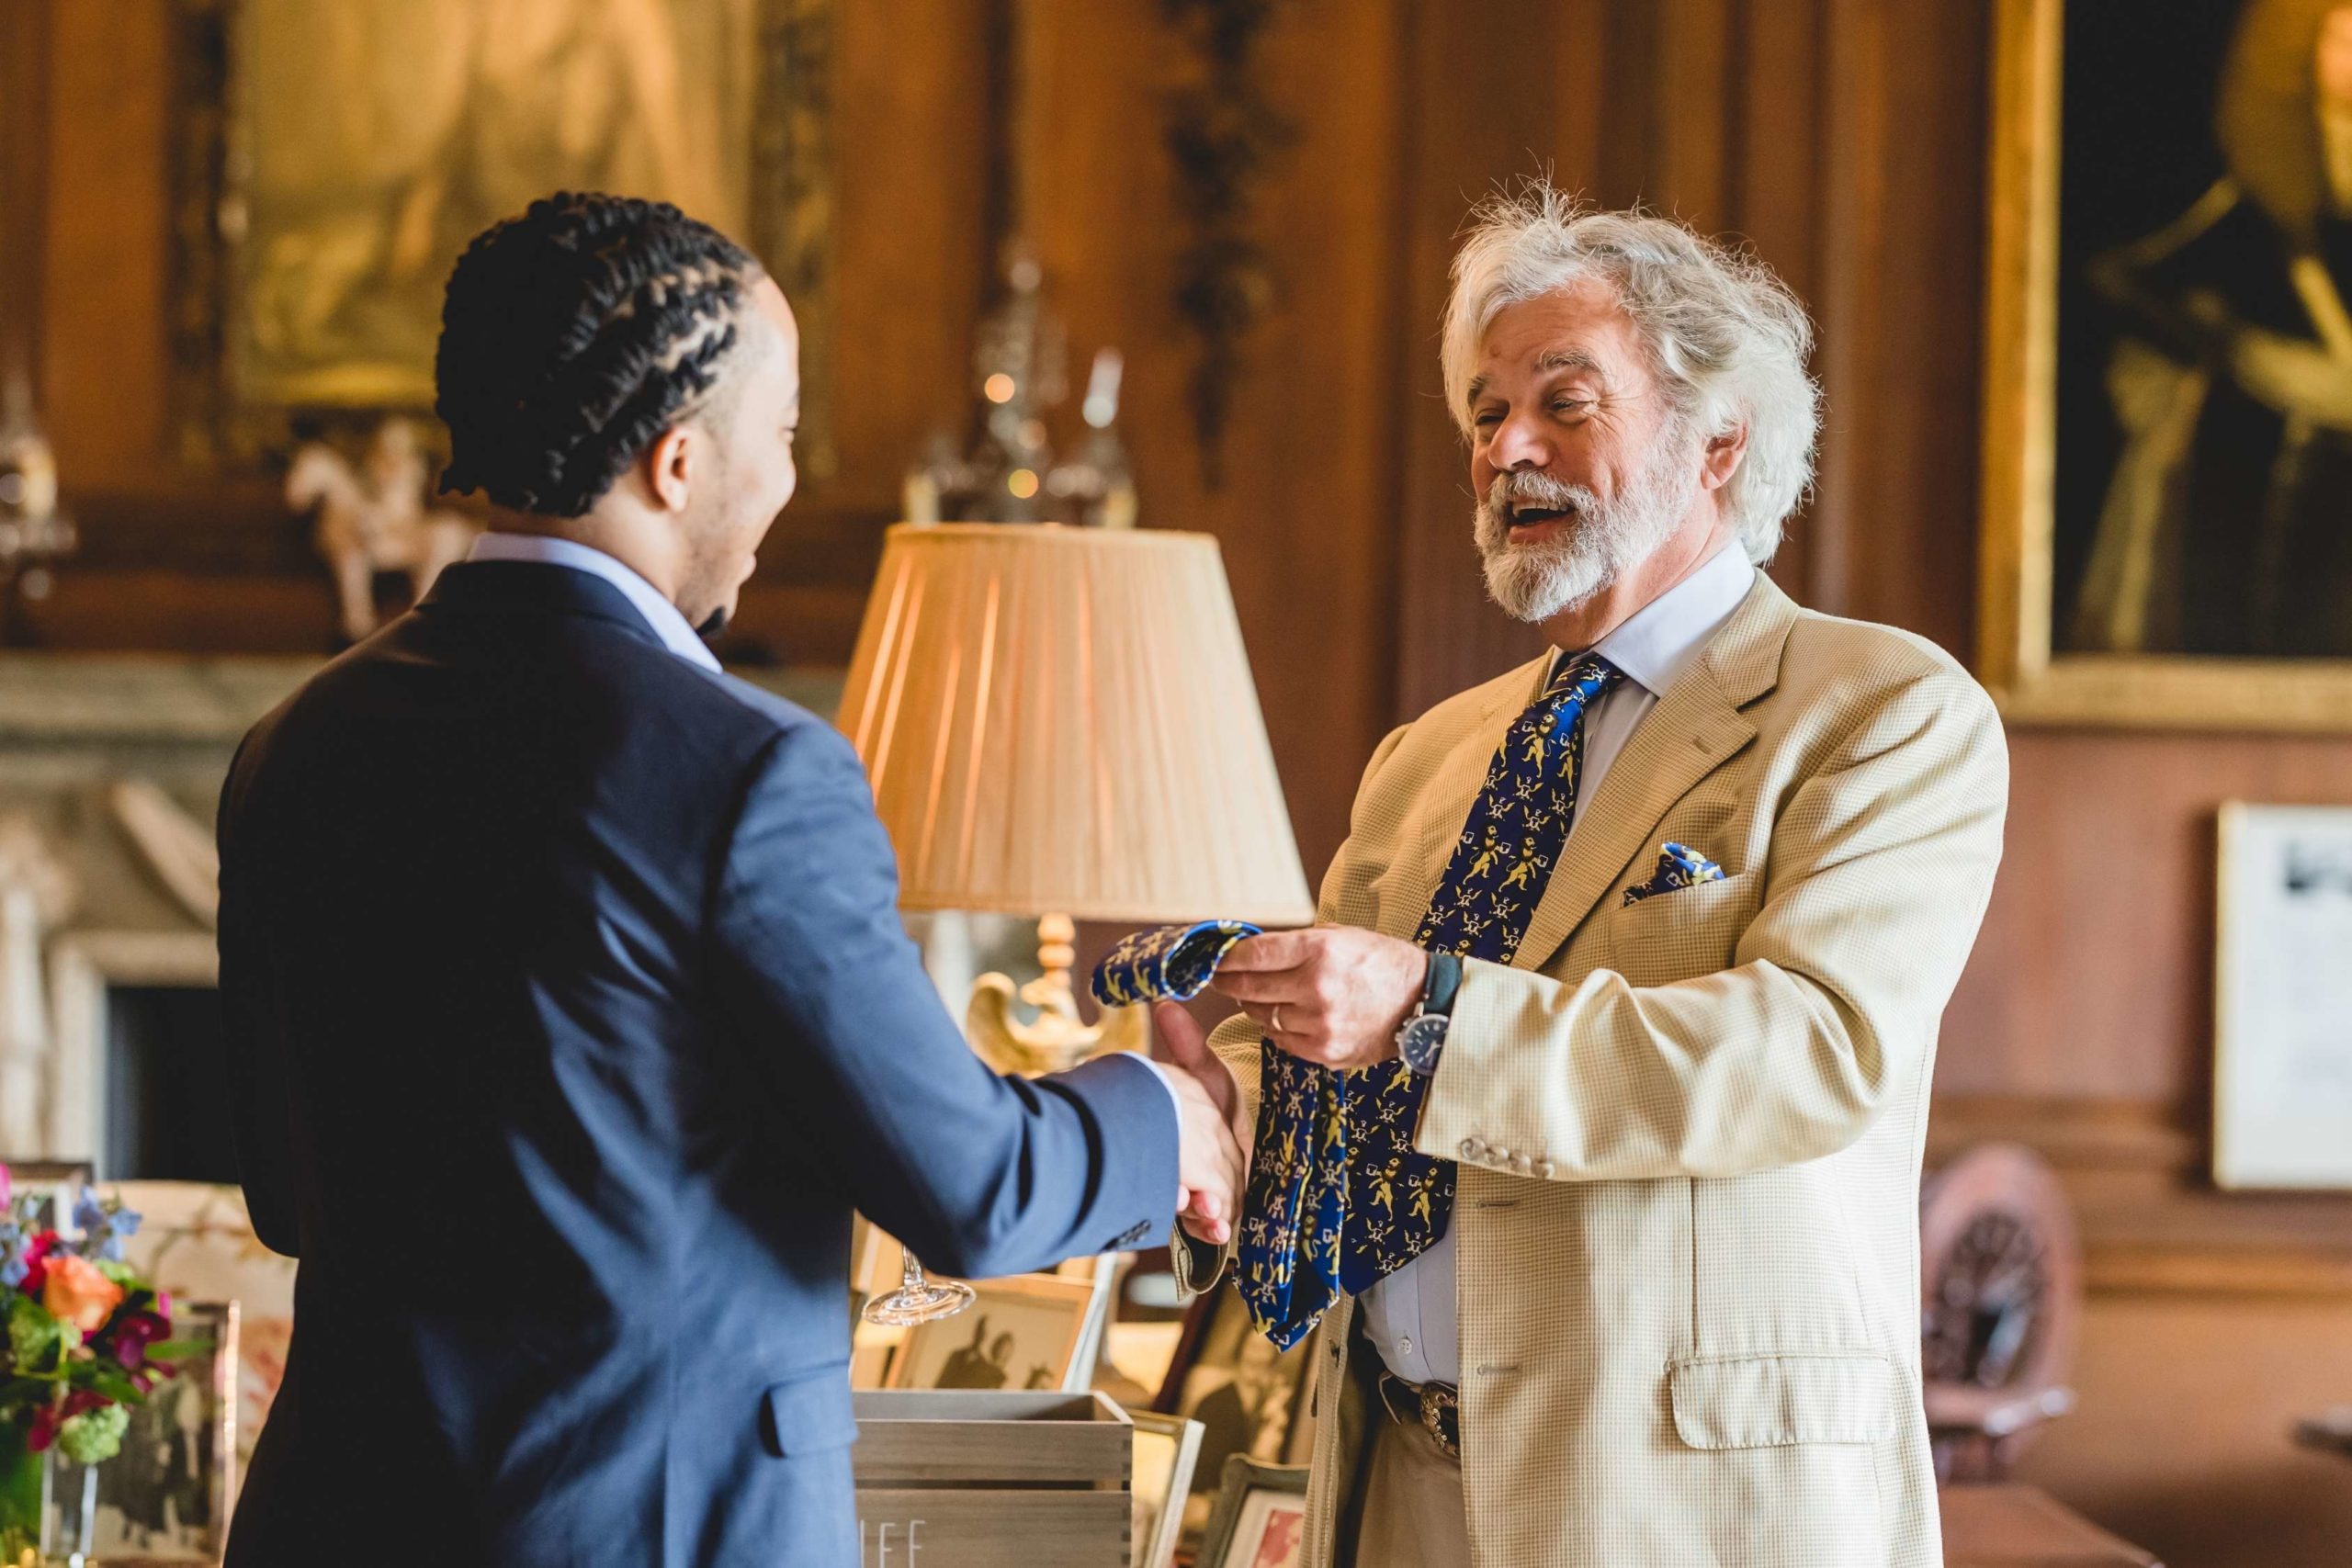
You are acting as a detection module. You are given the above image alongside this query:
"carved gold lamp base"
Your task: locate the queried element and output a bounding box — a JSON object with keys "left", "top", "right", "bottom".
{"left": 964, "top": 912, "right": 1148, "bottom": 1076}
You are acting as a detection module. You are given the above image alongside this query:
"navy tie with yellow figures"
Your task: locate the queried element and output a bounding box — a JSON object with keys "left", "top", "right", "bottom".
{"left": 1237, "top": 653, "right": 1623, "bottom": 1349}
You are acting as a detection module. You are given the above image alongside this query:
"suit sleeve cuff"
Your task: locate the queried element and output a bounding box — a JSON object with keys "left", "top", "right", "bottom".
{"left": 1122, "top": 1052, "right": 1189, "bottom": 1132}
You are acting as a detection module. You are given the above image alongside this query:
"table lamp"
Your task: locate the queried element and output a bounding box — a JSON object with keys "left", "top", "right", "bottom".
{"left": 838, "top": 522, "right": 1315, "bottom": 1320}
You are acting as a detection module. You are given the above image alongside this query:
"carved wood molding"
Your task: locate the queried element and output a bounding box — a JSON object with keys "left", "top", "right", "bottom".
{"left": 1162, "top": 0, "right": 1297, "bottom": 490}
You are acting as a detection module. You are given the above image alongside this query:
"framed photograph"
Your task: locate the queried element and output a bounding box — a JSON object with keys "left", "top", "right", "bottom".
{"left": 1980, "top": 0, "right": 2352, "bottom": 729}
{"left": 2215, "top": 802, "right": 2352, "bottom": 1187}
{"left": 1057, "top": 1250, "right": 1124, "bottom": 1397}
{"left": 1196, "top": 1454, "right": 1310, "bottom": 1568}
{"left": 1154, "top": 1288, "right": 1316, "bottom": 1540}
{"left": 166, "top": 0, "right": 834, "bottom": 470}
{"left": 1, "top": 1158, "right": 94, "bottom": 1231}
{"left": 54, "top": 1299, "right": 239, "bottom": 1563}
{"left": 1126, "top": 1411, "right": 1204, "bottom": 1568}
{"left": 110, "top": 1182, "right": 298, "bottom": 1474}
{"left": 885, "top": 1273, "right": 1099, "bottom": 1393}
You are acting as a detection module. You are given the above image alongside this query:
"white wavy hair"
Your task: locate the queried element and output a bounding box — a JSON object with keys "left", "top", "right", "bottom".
{"left": 1441, "top": 185, "right": 1821, "bottom": 565}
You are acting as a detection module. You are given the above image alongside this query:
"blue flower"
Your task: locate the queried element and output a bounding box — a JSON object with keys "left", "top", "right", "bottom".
{"left": 65, "top": 1188, "right": 141, "bottom": 1264}
{"left": 0, "top": 1221, "right": 26, "bottom": 1290}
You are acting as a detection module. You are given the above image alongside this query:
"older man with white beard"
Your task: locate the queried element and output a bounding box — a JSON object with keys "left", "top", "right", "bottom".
{"left": 1150, "top": 186, "right": 2009, "bottom": 1568}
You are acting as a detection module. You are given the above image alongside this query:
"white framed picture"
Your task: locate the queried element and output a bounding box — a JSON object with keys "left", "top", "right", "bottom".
{"left": 2215, "top": 803, "right": 2352, "bottom": 1189}
{"left": 1127, "top": 1411, "right": 1204, "bottom": 1568}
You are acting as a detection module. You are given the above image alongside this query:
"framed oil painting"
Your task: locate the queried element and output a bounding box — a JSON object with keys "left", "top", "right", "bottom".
{"left": 1981, "top": 0, "right": 2352, "bottom": 728}
{"left": 168, "top": 0, "right": 833, "bottom": 470}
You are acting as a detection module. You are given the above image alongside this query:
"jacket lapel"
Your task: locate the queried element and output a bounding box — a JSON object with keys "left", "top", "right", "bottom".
{"left": 1383, "top": 655, "right": 1552, "bottom": 935}
{"left": 1504, "top": 573, "right": 1800, "bottom": 975}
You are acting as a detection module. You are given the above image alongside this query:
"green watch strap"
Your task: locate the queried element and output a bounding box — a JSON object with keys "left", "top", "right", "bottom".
{"left": 1421, "top": 950, "right": 1464, "bottom": 1018}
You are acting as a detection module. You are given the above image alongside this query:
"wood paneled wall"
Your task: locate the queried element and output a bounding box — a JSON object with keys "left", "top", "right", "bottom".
{"left": 15, "top": 4, "right": 2352, "bottom": 1561}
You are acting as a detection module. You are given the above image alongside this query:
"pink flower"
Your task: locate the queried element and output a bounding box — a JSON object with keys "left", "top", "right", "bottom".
{"left": 18, "top": 1231, "right": 58, "bottom": 1297}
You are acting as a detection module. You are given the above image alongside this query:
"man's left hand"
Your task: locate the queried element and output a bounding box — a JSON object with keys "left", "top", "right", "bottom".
{"left": 1210, "top": 926, "right": 1430, "bottom": 1072}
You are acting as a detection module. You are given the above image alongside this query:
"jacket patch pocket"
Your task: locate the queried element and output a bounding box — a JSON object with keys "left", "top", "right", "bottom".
{"left": 761, "top": 1367, "right": 860, "bottom": 1458}
{"left": 1608, "top": 870, "right": 1758, "bottom": 987}
{"left": 1668, "top": 1352, "right": 1897, "bottom": 1449}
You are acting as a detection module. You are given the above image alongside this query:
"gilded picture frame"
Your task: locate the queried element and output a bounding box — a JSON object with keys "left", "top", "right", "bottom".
{"left": 1979, "top": 0, "right": 2352, "bottom": 729}
{"left": 166, "top": 0, "right": 834, "bottom": 475}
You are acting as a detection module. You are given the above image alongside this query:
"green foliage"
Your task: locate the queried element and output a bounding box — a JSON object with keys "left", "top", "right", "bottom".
{"left": 54, "top": 1403, "right": 129, "bottom": 1465}
{"left": 85, "top": 1369, "right": 144, "bottom": 1407}
{"left": 5, "top": 1297, "right": 66, "bottom": 1379}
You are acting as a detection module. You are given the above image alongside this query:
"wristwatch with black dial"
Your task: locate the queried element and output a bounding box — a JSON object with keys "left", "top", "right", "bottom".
{"left": 1395, "top": 949, "right": 1463, "bottom": 1076}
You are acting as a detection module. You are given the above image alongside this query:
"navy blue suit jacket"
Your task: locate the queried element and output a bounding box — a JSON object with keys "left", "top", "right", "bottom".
{"left": 213, "top": 560, "right": 1176, "bottom": 1567}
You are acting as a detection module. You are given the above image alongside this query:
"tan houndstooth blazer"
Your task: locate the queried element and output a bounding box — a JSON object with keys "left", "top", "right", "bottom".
{"left": 1176, "top": 573, "right": 2008, "bottom": 1568}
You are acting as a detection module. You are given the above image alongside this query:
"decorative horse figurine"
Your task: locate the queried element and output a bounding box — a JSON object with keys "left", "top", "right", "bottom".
{"left": 286, "top": 418, "right": 479, "bottom": 643}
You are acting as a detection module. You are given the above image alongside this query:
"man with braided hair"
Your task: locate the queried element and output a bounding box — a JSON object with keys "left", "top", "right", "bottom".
{"left": 214, "top": 193, "right": 1239, "bottom": 1567}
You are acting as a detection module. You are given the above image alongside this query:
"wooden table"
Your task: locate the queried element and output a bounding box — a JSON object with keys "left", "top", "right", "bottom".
{"left": 1941, "top": 1484, "right": 2163, "bottom": 1567}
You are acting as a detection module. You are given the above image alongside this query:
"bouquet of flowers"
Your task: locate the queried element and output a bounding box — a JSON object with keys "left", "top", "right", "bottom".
{"left": 0, "top": 1165, "right": 197, "bottom": 1472}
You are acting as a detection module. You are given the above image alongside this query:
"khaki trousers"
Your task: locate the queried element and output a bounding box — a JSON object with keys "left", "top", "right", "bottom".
{"left": 1349, "top": 1413, "right": 1472, "bottom": 1568}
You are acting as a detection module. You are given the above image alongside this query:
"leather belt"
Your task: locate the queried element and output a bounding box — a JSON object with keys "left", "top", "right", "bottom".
{"left": 1375, "top": 1371, "right": 1461, "bottom": 1461}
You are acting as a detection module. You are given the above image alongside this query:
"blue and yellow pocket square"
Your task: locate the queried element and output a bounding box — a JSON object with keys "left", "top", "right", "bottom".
{"left": 1622, "top": 842, "right": 1726, "bottom": 907}
{"left": 1090, "top": 919, "right": 1262, "bottom": 1008}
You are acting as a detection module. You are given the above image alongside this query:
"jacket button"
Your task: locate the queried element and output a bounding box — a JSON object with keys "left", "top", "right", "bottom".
{"left": 1457, "top": 1139, "right": 1481, "bottom": 1158}
{"left": 1536, "top": 1159, "right": 1555, "bottom": 1179}
{"left": 1509, "top": 1155, "right": 1531, "bottom": 1174}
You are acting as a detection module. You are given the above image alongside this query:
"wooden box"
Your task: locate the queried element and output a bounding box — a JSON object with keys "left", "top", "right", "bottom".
{"left": 853, "top": 1390, "right": 1133, "bottom": 1568}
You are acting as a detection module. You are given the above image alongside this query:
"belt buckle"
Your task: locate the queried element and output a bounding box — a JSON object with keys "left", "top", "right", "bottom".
{"left": 1417, "top": 1381, "right": 1462, "bottom": 1461}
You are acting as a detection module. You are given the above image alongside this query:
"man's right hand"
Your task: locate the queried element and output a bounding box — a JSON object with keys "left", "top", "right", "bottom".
{"left": 1153, "top": 1001, "right": 1251, "bottom": 1247}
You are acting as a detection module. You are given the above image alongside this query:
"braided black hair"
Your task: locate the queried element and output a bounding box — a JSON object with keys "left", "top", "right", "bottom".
{"left": 435, "top": 192, "right": 763, "bottom": 517}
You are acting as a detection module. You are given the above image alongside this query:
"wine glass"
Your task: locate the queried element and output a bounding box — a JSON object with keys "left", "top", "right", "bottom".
{"left": 862, "top": 1247, "right": 975, "bottom": 1326}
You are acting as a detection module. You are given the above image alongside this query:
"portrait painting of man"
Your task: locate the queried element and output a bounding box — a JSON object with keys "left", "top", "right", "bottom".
{"left": 217, "top": 0, "right": 771, "bottom": 411}
{"left": 2053, "top": 0, "right": 2352, "bottom": 660}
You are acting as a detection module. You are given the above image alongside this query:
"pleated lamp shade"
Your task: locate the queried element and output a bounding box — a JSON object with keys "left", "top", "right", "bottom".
{"left": 838, "top": 523, "right": 1315, "bottom": 927}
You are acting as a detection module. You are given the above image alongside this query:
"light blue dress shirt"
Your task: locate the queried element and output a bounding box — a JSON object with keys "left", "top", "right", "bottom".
{"left": 1357, "top": 543, "right": 1758, "bottom": 1387}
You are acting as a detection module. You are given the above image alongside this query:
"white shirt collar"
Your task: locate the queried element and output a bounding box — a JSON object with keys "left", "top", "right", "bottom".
{"left": 467, "top": 532, "right": 722, "bottom": 672}
{"left": 1558, "top": 545, "right": 1757, "bottom": 698}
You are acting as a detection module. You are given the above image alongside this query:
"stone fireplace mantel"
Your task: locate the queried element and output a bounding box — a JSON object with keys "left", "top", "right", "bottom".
{"left": 0, "top": 652, "right": 317, "bottom": 1168}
